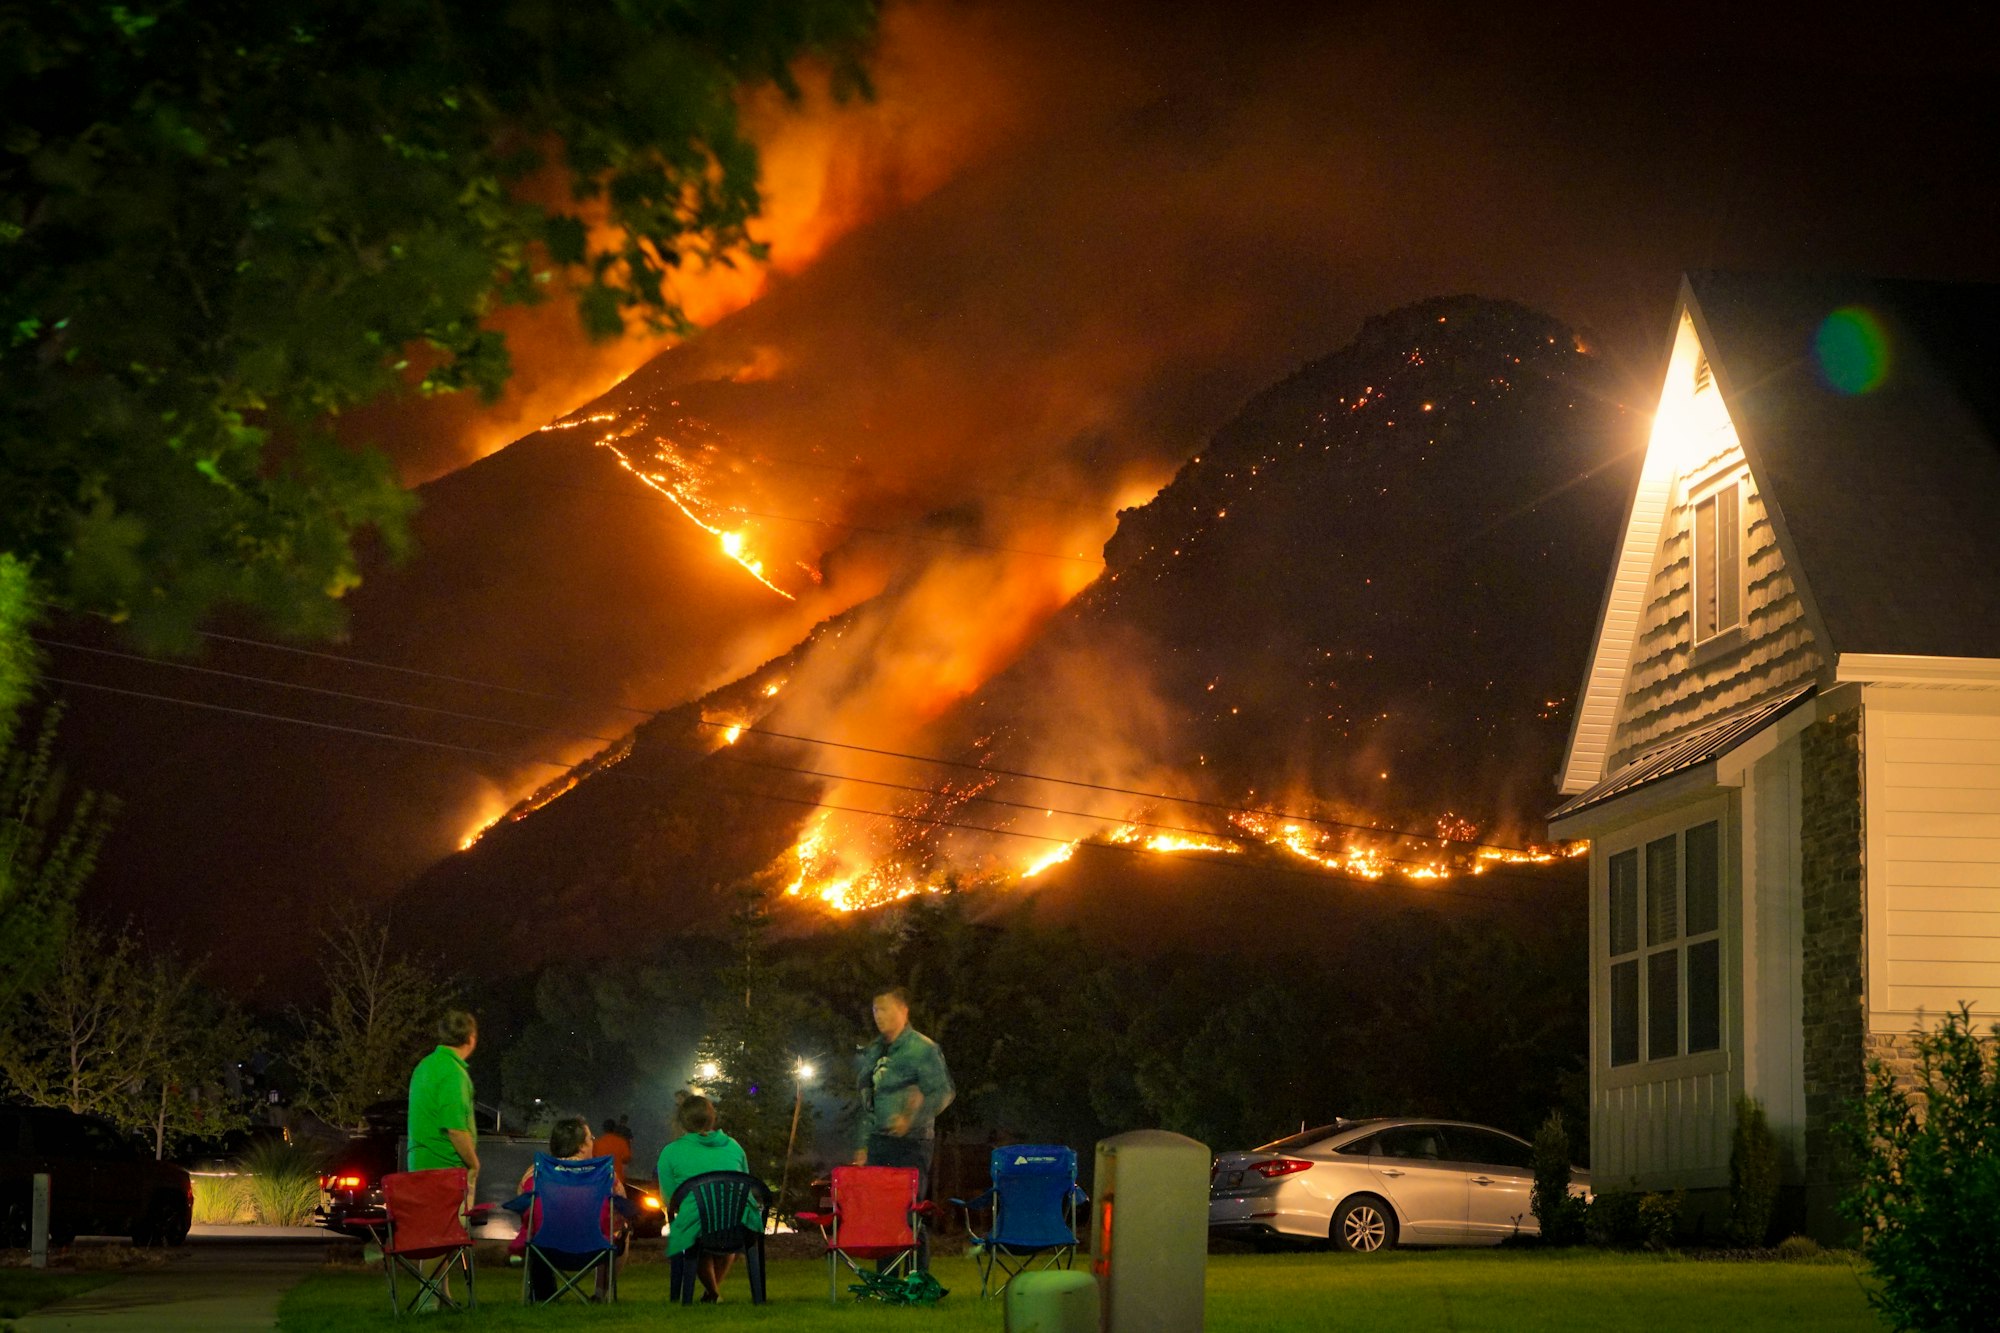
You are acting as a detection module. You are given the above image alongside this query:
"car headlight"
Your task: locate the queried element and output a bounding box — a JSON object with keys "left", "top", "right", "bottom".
{"left": 643, "top": 1195, "right": 662, "bottom": 1211}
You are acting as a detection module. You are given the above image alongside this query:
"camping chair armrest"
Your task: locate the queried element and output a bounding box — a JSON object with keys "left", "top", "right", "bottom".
{"left": 500, "top": 1192, "right": 534, "bottom": 1215}
{"left": 794, "top": 1209, "right": 834, "bottom": 1228}
{"left": 949, "top": 1189, "right": 994, "bottom": 1213}
{"left": 1068, "top": 1184, "right": 1089, "bottom": 1203}
{"left": 912, "top": 1200, "right": 938, "bottom": 1220}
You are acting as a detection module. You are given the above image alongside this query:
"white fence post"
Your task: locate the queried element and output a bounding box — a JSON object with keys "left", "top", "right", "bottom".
{"left": 30, "top": 1172, "right": 50, "bottom": 1269}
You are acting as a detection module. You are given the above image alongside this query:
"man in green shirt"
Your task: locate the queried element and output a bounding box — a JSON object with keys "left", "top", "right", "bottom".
{"left": 406, "top": 1009, "right": 479, "bottom": 1308}
{"left": 856, "top": 986, "right": 953, "bottom": 1269}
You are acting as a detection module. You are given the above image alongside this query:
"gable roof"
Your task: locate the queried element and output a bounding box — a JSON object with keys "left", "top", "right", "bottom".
{"left": 1556, "top": 272, "right": 2000, "bottom": 800}
{"left": 1685, "top": 272, "right": 2000, "bottom": 661}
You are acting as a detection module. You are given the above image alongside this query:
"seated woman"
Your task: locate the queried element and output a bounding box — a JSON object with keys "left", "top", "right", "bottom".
{"left": 656, "top": 1095, "right": 751, "bottom": 1304}
{"left": 511, "top": 1115, "right": 634, "bottom": 1301}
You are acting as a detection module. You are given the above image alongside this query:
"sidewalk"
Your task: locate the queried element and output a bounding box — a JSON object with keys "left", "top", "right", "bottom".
{"left": 11, "top": 1228, "right": 339, "bottom": 1332}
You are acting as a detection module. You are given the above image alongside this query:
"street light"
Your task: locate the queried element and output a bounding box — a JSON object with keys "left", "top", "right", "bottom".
{"left": 778, "top": 1059, "right": 817, "bottom": 1226}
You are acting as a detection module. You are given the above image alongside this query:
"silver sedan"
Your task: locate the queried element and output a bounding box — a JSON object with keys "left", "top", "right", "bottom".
{"left": 1208, "top": 1118, "right": 1589, "bottom": 1252}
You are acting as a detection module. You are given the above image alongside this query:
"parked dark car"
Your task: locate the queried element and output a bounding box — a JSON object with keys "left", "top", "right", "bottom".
{"left": 315, "top": 1102, "right": 664, "bottom": 1241}
{"left": 0, "top": 1105, "right": 193, "bottom": 1246}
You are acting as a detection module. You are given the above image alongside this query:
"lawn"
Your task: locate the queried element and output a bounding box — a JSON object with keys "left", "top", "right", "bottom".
{"left": 0, "top": 1270, "right": 118, "bottom": 1319}
{"left": 278, "top": 1248, "right": 1883, "bottom": 1332}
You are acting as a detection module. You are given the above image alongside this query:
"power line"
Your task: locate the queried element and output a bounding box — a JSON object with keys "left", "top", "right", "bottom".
{"left": 49, "top": 624, "right": 1555, "bottom": 858}
{"left": 34, "top": 642, "right": 1549, "bottom": 880}
{"left": 47, "top": 618, "right": 1556, "bottom": 858}
{"left": 39, "top": 674, "right": 1562, "bottom": 907}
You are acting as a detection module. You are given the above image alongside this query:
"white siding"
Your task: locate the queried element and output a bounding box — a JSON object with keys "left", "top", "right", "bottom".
{"left": 1595, "top": 1071, "right": 1733, "bottom": 1189}
{"left": 1863, "top": 688, "right": 2000, "bottom": 1031}
{"left": 1741, "top": 741, "right": 1805, "bottom": 1178}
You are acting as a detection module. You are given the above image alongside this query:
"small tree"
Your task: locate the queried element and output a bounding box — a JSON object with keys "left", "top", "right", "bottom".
{"left": 1844, "top": 1006, "right": 2000, "bottom": 1331}
{"left": 0, "top": 704, "right": 116, "bottom": 1016}
{"left": 1727, "top": 1094, "right": 1782, "bottom": 1247}
{"left": 290, "top": 914, "right": 452, "bottom": 1131}
{"left": 0, "top": 925, "right": 150, "bottom": 1122}
{"left": 1530, "top": 1110, "right": 1586, "bottom": 1245}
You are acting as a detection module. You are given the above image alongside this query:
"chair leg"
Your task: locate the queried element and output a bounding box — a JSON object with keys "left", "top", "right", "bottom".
{"left": 828, "top": 1250, "right": 837, "bottom": 1303}
{"left": 464, "top": 1251, "right": 476, "bottom": 1311}
{"left": 748, "top": 1239, "right": 767, "bottom": 1305}
{"left": 385, "top": 1254, "right": 399, "bottom": 1316}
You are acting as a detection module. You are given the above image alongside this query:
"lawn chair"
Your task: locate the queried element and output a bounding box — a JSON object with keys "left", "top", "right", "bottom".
{"left": 507, "top": 1153, "right": 619, "bottom": 1306}
{"left": 379, "top": 1168, "right": 476, "bottom": 1316}
{"left": 666, "top": 1170, "right": 773, "bottom": 1305}
{"left": 953, "top": 1144, "right": 1088, "bottom": 1297}
{"left": 796, "top": 1165, "right": 937, "bottom": 1303}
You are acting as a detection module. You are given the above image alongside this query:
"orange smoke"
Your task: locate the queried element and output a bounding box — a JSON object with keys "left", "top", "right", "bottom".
{"left": 378, "top": 2, "right": 1051, "bottom": 483}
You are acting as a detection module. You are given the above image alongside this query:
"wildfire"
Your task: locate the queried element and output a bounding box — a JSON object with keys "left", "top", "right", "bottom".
{"left": 456, "top": 739, "right": 633, "bottom": 852}
{"left": 1108, "top": 825, "right": 1241, "bottom": 855}
{"left": 1020, "top": 842, "right": 1077, "bottom": 878}
{"left": 596, "top": 436, "right": 796, "bottom": 599}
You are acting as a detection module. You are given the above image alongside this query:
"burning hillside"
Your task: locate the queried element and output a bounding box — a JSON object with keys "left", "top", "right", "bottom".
{"left": 396, "top": 295, "right": 1635, "bottom": 969}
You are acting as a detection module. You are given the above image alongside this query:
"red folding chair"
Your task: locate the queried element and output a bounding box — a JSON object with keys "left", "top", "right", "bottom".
{"left": 379, "top": 1168, "right": 476, "bottom": 1315}
{"left": 796, "top": 1166, "right": 933, "bottom": 1303}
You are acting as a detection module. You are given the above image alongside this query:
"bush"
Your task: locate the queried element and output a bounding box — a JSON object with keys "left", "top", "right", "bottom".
{"left": 235, "top": 1139, "right": 328, "bottom": 1228}
{"left": 1843, "top": 1005, "right": 2000, "bottom": 1331}
{"left": 1530, "top": 1111, "right": 1586, "bottom": 1246}
{"left": 1584, "top": 1188, "right": 1639, "bottom": 1247}
{"left": 1775, "top": 1234, "right": 1822, "bottom": 1261}
{"left": 189, "top": 1174, "right": 250, "bottom": 1225}
{"left": 1637, "top": 1190, "right": 1682, "bottom": 1251}
{"left": 1727, "top": 1094, "right": 1783, "bottom": 1247}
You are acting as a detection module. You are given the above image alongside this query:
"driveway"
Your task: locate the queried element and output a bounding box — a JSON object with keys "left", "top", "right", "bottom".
{"left": 12, "top": 1227, "right": 350, "bottom": 1332}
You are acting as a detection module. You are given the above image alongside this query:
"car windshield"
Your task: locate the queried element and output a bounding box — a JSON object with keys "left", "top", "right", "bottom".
{"left": 1254, "top": 1124, "right": 1340, "bottom": 1154}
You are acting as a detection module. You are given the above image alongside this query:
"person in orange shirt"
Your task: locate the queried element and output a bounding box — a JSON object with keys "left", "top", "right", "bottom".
{"left": 596, "top": 1117, "right": 633, "bottom": 1187}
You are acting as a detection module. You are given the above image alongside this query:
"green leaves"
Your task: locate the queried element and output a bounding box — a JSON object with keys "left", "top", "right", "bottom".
{"left": 2, "top": 0, "right": 879, "bottom": 649}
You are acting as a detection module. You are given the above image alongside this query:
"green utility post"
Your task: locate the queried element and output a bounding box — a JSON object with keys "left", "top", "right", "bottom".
{"left": 1091, "top": 1130, "right": 1209, "bottom": 1333}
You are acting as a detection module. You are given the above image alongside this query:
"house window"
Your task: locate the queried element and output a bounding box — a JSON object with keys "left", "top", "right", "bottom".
{"left": 1693, "top": 483, "right": 1741, "bottom": 642}
{"left": 1606, "top": 819, "right": 1723, "bottom": 1067}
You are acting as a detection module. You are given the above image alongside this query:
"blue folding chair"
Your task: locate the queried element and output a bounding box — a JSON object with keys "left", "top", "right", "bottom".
{"left": 666, "top": 1170, "right": 773, "bottom": 1305}
{"left": 951, "top": 1144, "right": 1087, "bottom": 1297}
{"left": 505, "top": 1154, "right": 619, "bottom": 1305}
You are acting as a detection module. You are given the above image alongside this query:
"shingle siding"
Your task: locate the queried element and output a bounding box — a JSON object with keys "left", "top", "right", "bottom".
{"left": 1606, "top": 439, "right": 1825, "bottom": 772}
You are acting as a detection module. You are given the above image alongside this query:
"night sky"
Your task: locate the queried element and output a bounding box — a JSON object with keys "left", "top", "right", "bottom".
{"left": 42, "top": 1, "right": 2000, "bottom": 993}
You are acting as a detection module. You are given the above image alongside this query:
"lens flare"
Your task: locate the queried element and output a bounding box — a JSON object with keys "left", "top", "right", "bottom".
{"left": 1814, "top": 306, "right": 1891, "bottom": 395}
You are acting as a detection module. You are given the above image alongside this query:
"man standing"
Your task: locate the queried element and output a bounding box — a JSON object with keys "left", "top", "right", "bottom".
{"left": 407, "top": 1010, "right": 479, "bottom": 1307}
{"left": 596, "top": 1117, "right": 632, "bottom": 1188}
{"left": 856, "top": 987, "right": 954, "bottom": 1216}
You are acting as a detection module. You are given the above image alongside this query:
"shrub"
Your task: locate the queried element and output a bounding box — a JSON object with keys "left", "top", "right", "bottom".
{"left": 1637, "top": 1190, "right": 1682, "bottom": 1251}
{"left": 236, "top": 1139, "right": 329, "bottom": 1228}
{"left": 1727, "top": 1094, "right": 1783, "bottom": 1247}
{"left": 189, "top": 1174, "right": 250, "bottom": 1225}
{"left": 1584, "top": 1188, "right": 1640, "bottom": 1247}
{"left": 1775, "top": 1234, "right": 1822, "bottom": 1261}
{"left": 1530, "top": 1111, "right": 1587, "bottom": 1246}
{"left": 1843, "top": 1005, "right": 2000, "bottom": 1331}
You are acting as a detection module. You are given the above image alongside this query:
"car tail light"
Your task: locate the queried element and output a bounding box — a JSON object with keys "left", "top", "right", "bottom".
{"left": 333, "top": 1174, "right": 365, "bottom": 1189}
{"left": 642, "top": 1195, "right": 662, "bottom": 1211}
{"left": 1250, "top": 1158, "right": 1313, "bottom": 1179}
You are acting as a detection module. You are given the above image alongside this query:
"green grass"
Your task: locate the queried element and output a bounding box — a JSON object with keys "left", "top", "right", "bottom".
{"left": 277, "top": 1249, "right": 1883, "bottom": 1332}
{"left": 0, "top": 1270, "right": 119, "bottom": 1319}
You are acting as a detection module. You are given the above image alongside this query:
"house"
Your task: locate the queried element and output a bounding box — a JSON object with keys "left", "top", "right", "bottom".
{"left": 1547, "top": 272, "right": 2000, "bottom": 1241}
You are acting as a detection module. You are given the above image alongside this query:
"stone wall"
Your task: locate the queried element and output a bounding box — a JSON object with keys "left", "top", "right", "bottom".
{"left": 1799, "top": 707, "right": 1865, "bottom": 1243}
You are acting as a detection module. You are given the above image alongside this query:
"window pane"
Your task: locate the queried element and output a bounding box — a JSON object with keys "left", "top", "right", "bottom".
{"left": 1716, "top": 486, "right": 1741, "bottom": 630}
{"left": 1609, "top": 849, "right": 1639, "bottom": 956}
{"left": 1688, "top": 939, "right": 1721, "bottom": 1053}
{"left": 1646, "top": 835, "right": 1679, "bottom": 945}
{"left": 1610, "top": 959, "right": 1639, "bottom": 1066}
{"left": 1686, "top": 821, "right": 1720, "bottom": 936}
{"left": 1694, "top": 494, "right": 1718, "bottom": 640}
{"left": 1449, "top": 1128, "right": 1534, "bottom": 1171}
{"left": 1648, "top": 950, "right": 1680, "bottom": 1060}
{"left": 1374, "top": 1127, "right": 1445, "bottom": 1160}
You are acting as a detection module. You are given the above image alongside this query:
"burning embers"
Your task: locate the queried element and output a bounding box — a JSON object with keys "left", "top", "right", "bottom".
{"left": 767, "top": 789, "right": 1584, "bottom": 914}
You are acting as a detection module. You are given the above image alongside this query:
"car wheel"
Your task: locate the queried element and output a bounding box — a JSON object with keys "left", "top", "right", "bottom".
{"left": 133, "top": 1191, "right": 190, "bottom": 1248}
{"left": 1331, "top": 1195, "right": 1398, "bottom": 1253}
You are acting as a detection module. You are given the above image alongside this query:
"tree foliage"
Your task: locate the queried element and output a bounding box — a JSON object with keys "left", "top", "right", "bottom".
{"left": 0, "top": 923, "right": 251, "bottom": 1155}
{"left": 1, "top": 0, "right": 879, "bottom": 649}
{"left": 0, "top": 703, "right": 115, "bottom": 1015}
{"left": 1727, "top": 1094, "right": 1783, "bottom": 1248}
{"left": 1531, "top": 1110, "right": 1586, "bottom": 1246}
{"left": 1844, "top": 1006, "right": 2000, "bottom": 1331}
{"left": 290, "top": 913, "right": 453, "bottom": 1131}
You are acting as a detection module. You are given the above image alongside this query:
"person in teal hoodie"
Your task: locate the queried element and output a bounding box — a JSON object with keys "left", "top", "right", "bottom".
{"left": 656, "top": 1094, "right": 752, "bottom": 1303}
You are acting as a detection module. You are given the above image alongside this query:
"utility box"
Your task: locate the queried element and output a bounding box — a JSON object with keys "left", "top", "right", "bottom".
{"left": 1091, "top": 1130, "right": 1208, "bottom": 1333}
{"left": 1004, "top": 1270, "right": 1099, "bottom": 1333}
